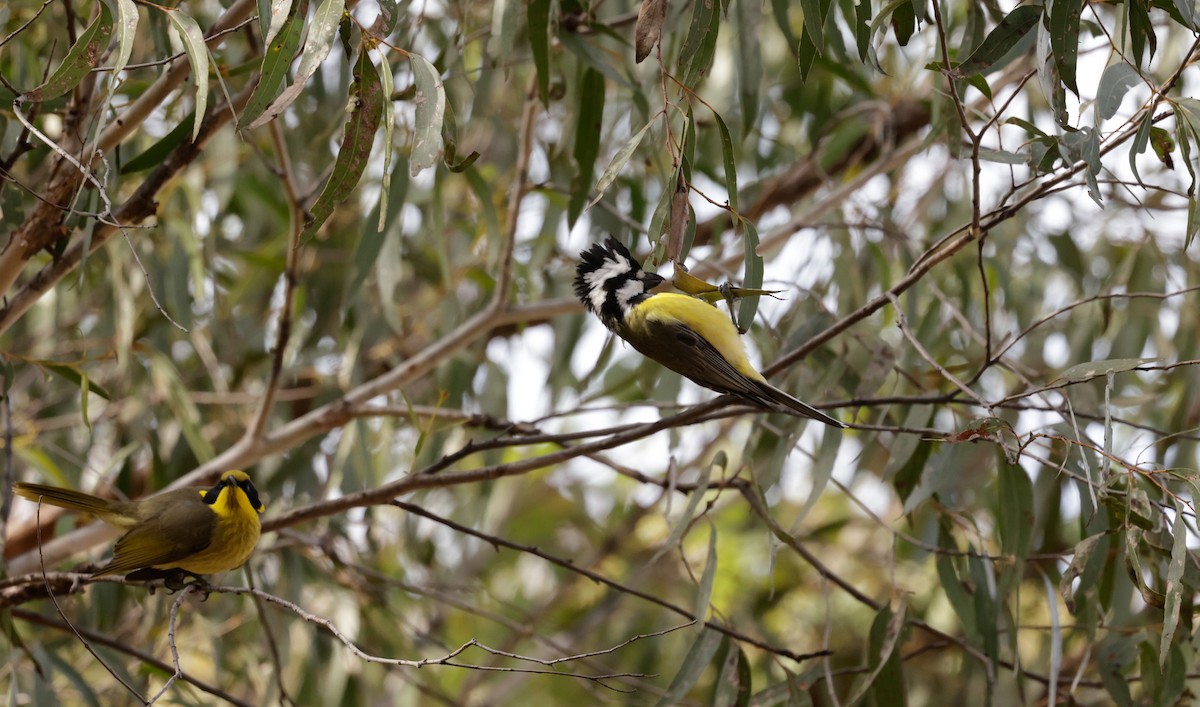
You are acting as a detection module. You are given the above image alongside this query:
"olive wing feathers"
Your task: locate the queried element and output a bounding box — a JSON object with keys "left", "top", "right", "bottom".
{"left": 634, "top": 320, "right": 776, "bottom": 403}
{"left": 96, "top": 488, "right": 216, "bottom": 576}
{"left": 622, "top": 319, "right": 844, "bottom": 427}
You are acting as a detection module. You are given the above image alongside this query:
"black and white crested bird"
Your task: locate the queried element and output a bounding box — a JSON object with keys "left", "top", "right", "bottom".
{"left": 574, "top": 237, "right": 844, "bottom": 427}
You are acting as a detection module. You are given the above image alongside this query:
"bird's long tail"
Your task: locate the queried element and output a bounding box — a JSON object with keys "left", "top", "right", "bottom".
{"left": 12, "top": 483, "right": 132, "bottom": 527}
{"left": 754, "top": 383, "right": 845, "bottom": 428}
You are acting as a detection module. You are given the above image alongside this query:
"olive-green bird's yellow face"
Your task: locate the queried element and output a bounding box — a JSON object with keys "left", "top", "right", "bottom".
{"left": 200, "top": 469, "right": 265, "bottom": 518}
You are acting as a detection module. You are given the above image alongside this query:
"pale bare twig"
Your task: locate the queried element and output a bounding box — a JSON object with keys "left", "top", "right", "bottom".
{"left": 147, "top": 585, "right": 194, "bottom": 705}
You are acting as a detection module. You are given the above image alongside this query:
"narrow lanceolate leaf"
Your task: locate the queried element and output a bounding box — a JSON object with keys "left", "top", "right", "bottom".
{"left": 33, "top": 360, "right": 113, "bottom": 400}
{"left": 527, "top": 0, "right": 551, "bottom": 104}
{"left": 677, "top": 0, "right": 718, "bottom": 86}
{"left": 248, "top": 0, "right": 346, "bottom": 129}
{"left": 654, "top": 628, "right": 723, "bottom": 707}
{"left": 109, "top": 0, "right": 138, "bottom": 78}
{"left": 736, "top": 219, "right": 763, "bottom": 329}
{"left": 712, "top": 641, "right": 751, "bottom": 707}
{"left": 489, "top": 0, "right": 520, "bottom": 71}
{"left": 954, "top": 4, "right": 1041, "bottom": 77}
{"left": 569, "top": 67, "right": 605, "bottom": 227}
{"left": 376, "top": 51, "right": 395, "bottom": 232}
{"left": 302, "top": 46, "right": 385, "bottom": 241}
{"left": 713, "top": 110, "right": 738, "bottom": 215}
{"left": 263, "top": 0, "right": 294, "bottom": 45}
{"left": 240, "top": 0, "right": 307, "bottom": 129}
{"left": 1043, "top": 574, "right": 1063, "bottom": 707}
{"left": 166, "top": 9, "right": 209, "bottom": 141}
{"left": 80, "top": 371, "right": 92, "bottom": 433}
{"left": 1058, "top": 356, "right": 1160, "bottom": 383}
{"left": 409, "top": 55, "right": 446, "bottom": 176}
{"left": 734, "top": 0, "right": 762, "bottom": 134}
{"left": 800, "top": 0, "right": 832, "bottom": 54}
{"left": 1160, "top": 509, "right": 1187, "bottom": 666}
{"left": 1048, "top": 0, "right": 1083, "bottom": 96}
{"left": 694, "top": 524, "right": 718, "bottom": 627}
{"left": 997, "top": 464, "right": 1034, "bottom": 560}
{"left": 847, "top": 594, "right": 909, "bottom": 706}
{"left": 587, "top": 118, "right": 653, "bottom": 210}
{"left": 23, "top": 2, "right": 114, "bottom": 102}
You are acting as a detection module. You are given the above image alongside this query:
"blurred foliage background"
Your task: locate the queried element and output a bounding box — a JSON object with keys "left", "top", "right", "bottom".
{"left": 3, "top": 0, "right": 1200, "bottom": 704}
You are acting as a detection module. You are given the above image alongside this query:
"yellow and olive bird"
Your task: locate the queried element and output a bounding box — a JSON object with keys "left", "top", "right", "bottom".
{"left": 13, "top": 470, "right": 265, "bottom": 580}
{"left": 575, "top": 237, "right": 844, "bottom": 427}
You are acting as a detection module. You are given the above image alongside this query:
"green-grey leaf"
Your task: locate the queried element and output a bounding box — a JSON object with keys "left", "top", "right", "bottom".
{"left": 1058, "top": 357, "right": 1161, "bottom": 383}
{"left": 1049, "top": 0, "right": 1083, "bottom": 96}
{"left": 377, "top": 51, "right": 395, "bottom": 231}
{"left": 409, "top": 55, "right": 446, "bottom": 176}
{"left": 694, "top": 524, "right": 718, "bottom": 628}
{"left": 302, "top": 44, "right": 385, "bottom": 241}
{"left": 997, "top": 464, "right": 1034, "bottom": 559}
{"left": 736, "top": 220, "right": 763, "bottom": 330}
{"left": 109, "top": 0, "right": 138, "bottom": 79}
{"left": 588, "top": 118, "right": 654, "bottom": 210}
{"left": 1160, "top": 509, "right": 1187, "bottom": 665}
{"left": 954, "top": 4, "right": 1041, "bottom": 77}
{"left": 247, "top": 0, "right": 345, "bottom": 129}
{"left": 678, "top": 0, "right": 719, "bottom": 86}
{"left": 569, "top": 67, "right": 605, "bottom": 227}
{"left": 34, "top": 360, "right": 113, "bottom": 401}
{"left": 527, "top": 0, "right": 551, "bottom": 104}
{"left": 241, "top": 0, "right": 306, "bottom": 129}
{"left": 1095, "top": 61, "right": 1142, "bottom": 122}
{"left": 166, "top": 9, "right": 209, "bottom": 141}
{"left": 23, "top": 2, "right": 114, "bottom": 102}
{"left": 654, "top": 627, "right": 723, "bottom": 707}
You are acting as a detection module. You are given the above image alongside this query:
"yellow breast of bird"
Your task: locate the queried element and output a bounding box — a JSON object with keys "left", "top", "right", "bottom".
{"left": 629, "top": 292, "right": 764, "bottom": 381}
{"left": 163, "top": 487, "right": 262, "bottom": 575}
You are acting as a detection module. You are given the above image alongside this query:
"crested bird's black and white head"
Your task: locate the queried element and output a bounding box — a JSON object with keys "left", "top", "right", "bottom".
{"left": 575, "top": 237, "right": 665, "bottom": 325}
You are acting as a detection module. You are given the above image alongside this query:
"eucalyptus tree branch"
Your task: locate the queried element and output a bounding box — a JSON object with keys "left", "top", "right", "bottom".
{"left": 0, "top": 0, "right": 257, "bottom": 304}
{"left": 0, "top": 77, "right": 259, "bottom": 335}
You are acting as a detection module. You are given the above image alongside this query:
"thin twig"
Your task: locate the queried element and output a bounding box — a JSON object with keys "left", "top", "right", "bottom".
{"left": 390, "top": 500, "right": 830, "bottom": 664}
{"left": 147, "top": 585, "right": 194, "bottom": 705}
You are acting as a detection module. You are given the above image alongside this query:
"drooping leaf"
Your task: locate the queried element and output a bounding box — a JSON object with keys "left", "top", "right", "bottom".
{"left": 654, "top": 627, "right": 724, "bottom": 706}
{"left": 108, "top": 0, "right": 138, "bottom": 80}
{"left": 678, "top": 0, "right": 719, "bottom": 86}
{"left": 409, "top": 54, "right": 446, "bottom": 176}
{"left": 247, "top": 0, "right": 346, "bottom": 129}
{"left": 1160, "top": 508, "right": 1187, "bottom": 665}
{"left": 1048, "top": 0, "right": 1083, "bottom": 96}
{"left": 302, "top": 44, "right": 385, "bottom": 241}
{"left": 527, "top": 0, "right": 551, "bottom": 104}
{"left": 165, "top": 9, "right": 209, "bottom": 141}
{"left": 569, "top": 67, "right": 605, "bottom": 227}
{"left": 954, "top": 4, "right": 1041, "bottom": 77}
{"left": 588, "top": 118, "right": 653, "bottom": 210}
{"left": 23, "top": 2, "right": 115, "bottom": 102}
{"left": 240, "top": 0, "right": 307, "bottom": 129}
{"left": 1095, "top": 61, "right": 1142, "bottom": 122}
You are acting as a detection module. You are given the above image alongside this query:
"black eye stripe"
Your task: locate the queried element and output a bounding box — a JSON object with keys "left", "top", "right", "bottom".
{"left": 238, "top": 478, "right": 264, "bottom": 511}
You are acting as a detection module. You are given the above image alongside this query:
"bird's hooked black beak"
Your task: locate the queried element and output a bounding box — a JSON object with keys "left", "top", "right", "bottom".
{"left": 643, "top": 272, "right": 665, "bottom": 289}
